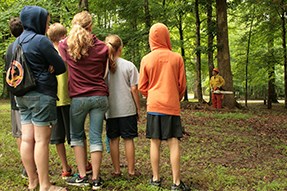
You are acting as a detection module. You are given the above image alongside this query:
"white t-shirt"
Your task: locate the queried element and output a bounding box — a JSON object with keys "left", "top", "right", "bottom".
{"left": 106, "top": 57, "right": 139, "bottom": 118}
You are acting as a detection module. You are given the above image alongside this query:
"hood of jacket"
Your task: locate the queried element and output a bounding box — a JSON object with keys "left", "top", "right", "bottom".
{"left": 20, "top": 6, "right": 48, "bottom": 35}
{"left": 149, "top": 23, "right": 172, "bottom": 51}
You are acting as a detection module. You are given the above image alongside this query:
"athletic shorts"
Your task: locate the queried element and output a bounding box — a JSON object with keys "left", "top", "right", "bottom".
{"left": 11, "top": 109, "right": 22, "bottom": 138}
{"left": 50, "top": 105, "right": 71, "bottom": 145}
{"left": 146, "top": 114, "right": 183, "bottom": 140}
{"left": 106, "top": 114, "right": 138, "bottom": 139}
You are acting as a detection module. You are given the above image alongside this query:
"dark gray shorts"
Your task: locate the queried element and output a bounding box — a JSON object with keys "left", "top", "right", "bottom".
{"left": 11, "top": 109, "right": 22, "bottom": 138}
{"left": 50, "top": 105, "right": 71, "bottom": 144}
{"left": 146, "top": 114, "right": 183, "bottom": 140}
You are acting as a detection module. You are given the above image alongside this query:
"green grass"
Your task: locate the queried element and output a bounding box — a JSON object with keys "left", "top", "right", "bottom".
{"left": 1, "top": 99, "right": 287, "bottom": 190}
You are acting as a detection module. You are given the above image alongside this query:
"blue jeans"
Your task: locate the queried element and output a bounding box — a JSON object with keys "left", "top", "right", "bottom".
{"left": 15, "top": 91, "right": 57, "bottom": 127}
{"left": 70, "top": 96, "right": 108, "bottom": 152}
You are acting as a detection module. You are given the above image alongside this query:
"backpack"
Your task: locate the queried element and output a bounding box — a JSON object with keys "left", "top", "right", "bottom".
{"left": 5, "top": 34, "right": 36, "bottom": 96}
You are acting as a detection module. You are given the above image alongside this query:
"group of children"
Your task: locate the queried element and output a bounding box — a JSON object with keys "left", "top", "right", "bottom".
{"left": 6, "top": 6, "right": 190, "bottom": 191}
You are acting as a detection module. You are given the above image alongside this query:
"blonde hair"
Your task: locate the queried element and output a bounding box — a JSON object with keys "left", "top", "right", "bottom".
{"left": 47, "top": 23, "right": 67, "bottom": 43}
{"left": 105, "top": 34, "right": 123, "bottom": 73}
{"left": 67, "top": 11, "right": 93, "bottom": 61}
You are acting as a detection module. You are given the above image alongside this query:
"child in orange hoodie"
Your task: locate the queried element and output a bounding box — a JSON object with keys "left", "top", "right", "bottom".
{"left": 139, "top": 23, "right": 190, "bottom": 191}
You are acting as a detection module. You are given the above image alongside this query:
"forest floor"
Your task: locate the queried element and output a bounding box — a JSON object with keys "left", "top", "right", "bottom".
{"left": 1, "top": 99, "right": 287, "bottom": 191}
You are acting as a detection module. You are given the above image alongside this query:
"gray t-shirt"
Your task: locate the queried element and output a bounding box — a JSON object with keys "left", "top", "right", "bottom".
{"left": 106, "top": 57, "right": 139, "bottom": 118}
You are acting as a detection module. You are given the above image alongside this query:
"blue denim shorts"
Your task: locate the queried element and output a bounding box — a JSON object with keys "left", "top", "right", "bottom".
{"left": 70, "top": 96, "right": 108, "bottom": 152}
{"left": 15, "top": 91, "right": 57, "bottom": 127}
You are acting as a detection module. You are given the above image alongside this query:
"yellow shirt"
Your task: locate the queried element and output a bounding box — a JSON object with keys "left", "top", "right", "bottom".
{"left": 56, "top": 70, "right": 70, "bottom": 106}
{"left": 210, "top": 74, "right": 225, "bottom": 90}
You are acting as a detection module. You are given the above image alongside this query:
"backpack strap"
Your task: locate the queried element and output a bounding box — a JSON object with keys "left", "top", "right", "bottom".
{"left": 18, "top": 33, "right": 37, "bottom": 46}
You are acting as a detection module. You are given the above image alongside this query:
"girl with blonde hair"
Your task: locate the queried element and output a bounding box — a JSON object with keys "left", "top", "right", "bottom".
{"left": 58, "top": 11, "right": 109, "bottom": 190}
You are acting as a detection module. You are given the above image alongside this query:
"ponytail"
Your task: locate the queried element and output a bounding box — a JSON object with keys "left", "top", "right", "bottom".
{"left": 105, "top": 35, "right": 123, "bottom": 73}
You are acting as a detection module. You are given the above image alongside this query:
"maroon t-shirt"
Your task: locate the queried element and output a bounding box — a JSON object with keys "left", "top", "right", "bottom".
{"left": 58, "top": 35, "right": 109, "bottom": 98}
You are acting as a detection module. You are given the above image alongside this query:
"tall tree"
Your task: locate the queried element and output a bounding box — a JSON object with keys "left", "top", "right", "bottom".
{"left": 144, "top": 0, "right": 152, "bottom": 49}
{"left": 195, "top": 0, "right": 204, "bottom": 102}
{"left": 245, "top": 7, "right": 255, "bottom": 107}
{"left": 206, "top": 0, "right": 215, "bottom": 103}
{"left": 267, "top": 5, "right": 279, "bottom": 109}
{"left": 281, "top": 1, "right": 287, "bottom": 108}
{"left": 79, "top": 0, "right": 89, "bottom": 11}
{"left": 216, "top": 0, "right": 235, "bottom": 108}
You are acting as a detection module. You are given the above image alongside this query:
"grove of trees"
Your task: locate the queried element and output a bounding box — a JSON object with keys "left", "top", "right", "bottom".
{"left": 0, "top": 0, "right": 287, "bottom": 109}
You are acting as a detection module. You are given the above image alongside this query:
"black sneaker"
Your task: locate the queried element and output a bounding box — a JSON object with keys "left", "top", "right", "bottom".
{"left": 21, "top": 168, "right": 28, "bottom": 179}
{"left": 92, "top": 177, "right": 104, "bottom": 190}
{"left": 149, "top": 177, "right": 162, "bottom": 187}
{"left": 66, "top": 174, "right": 89, "bottom": 187}
{"left": 171, "top": 181, "right": 190, "bottom": 191}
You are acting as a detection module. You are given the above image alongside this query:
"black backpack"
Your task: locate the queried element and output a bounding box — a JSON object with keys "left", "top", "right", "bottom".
{"left": 5, "top": 34, "right": 36, "bottom": 96}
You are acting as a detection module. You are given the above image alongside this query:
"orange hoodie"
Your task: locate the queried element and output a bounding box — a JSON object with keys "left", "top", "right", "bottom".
{"left": 138, "top": 23, "right": 186, "bottom": 116}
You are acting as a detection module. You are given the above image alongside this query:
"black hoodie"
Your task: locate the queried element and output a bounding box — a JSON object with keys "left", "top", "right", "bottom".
{"left": 16, "top": 6, "right": 66, "bottom": 98}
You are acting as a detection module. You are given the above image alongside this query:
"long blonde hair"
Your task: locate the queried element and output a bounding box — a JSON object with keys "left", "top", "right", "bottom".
{"left": 105, "top": 34, "right": 123, "bottom": 73}
{"left": 67, "top": 11, "right": 93, "bottom": 61}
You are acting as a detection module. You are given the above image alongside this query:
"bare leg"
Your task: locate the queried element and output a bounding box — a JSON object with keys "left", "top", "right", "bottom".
{"left": 91, "top": 151, "right": 102, "bottom": 180}
{"left": 124, "top": 138, "right": 135, "bottom": 174}
{"left": 110, "top": 137, "right": 121, "bottom": 174}
{"left": 74, "top": 146, "right": 87, "bottom": 177}
{"left": 150, "top": 139, "right": 161, "bottom": 181}
{"left": 84, "top": 140, "right": 90, "bottom": 167}
{"left": 16, "top": 137, "right": 22, "bottom": 151}
{"left": 21, "top": 124, "right": 38, "bottom": 189}
{"left": 34, "top": 125, "right": 52, "bottom": 191}
{"left": 167, "top": 138, "right": 181, "bottom": 185}
{"left": 55, "top": 143, "right": 70, "bottom": 172}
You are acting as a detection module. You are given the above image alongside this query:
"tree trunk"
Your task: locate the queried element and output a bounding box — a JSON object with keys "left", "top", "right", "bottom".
{"left": 144, "top": 0, "right": 151, "bottom": 28}
{"left": 177, "top": 8, "right": 188, "bottom": 101}
{"left": 79, "top": 0, "right": 89, "bottom": 11}
{"left": 282, "top": 2, "right": 287, "bottom": 108}
{"left": 216, "top": 0, "right": 235, "bottom": 108}
{"left": 267, "top": 12, "right": 278, "bottom": 109}
{"left": 267, "top": 39, "right": 275, "bottom": 109}
{"left": 195, "top": 0, "right": 203, "bottom": 103}
{"left": 144, "top": 0, "right": 152, "bottom": 50}
{"left": 207, "top": 0, "right": 214, "bottom": 104}
{"left": 162, "top": 0, "right": 167, "bottom": 23}
{"left": 245, "top": 8, "right": 254, "bottom": 107}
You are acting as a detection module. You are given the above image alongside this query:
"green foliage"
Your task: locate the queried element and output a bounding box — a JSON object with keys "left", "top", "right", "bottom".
{"left": 228, "top": 0, "right": 287, "bottom": 99}
{"left": 0, "top": 0, "right": 287, "bottom": 99}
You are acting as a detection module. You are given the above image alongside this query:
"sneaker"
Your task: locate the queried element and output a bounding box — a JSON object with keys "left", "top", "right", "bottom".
{"left": 149, "top": 177, "right": 162, "bottom": 187}
{"left": 66, "top": 174, "right": 89, "bottom": 187}
{"left": 21, "top": 168, "right": 28, "bottom": 179}
{"left": 128, "top": 171, "right": 141, "bottom": 180}
{"left": 92, "top": 177, "right": 104, "bottom": 190}
{"left": 171, "top": 181, "right": 190, "bottom": 191}
{"left": 61, "top": 168, "right": 73, "bottom": 180}
{"left": 86, "top": 162, "right": 92, "bottom": 175}
{"left": 111, "top": 172, "right": 122, "bottom": 178}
